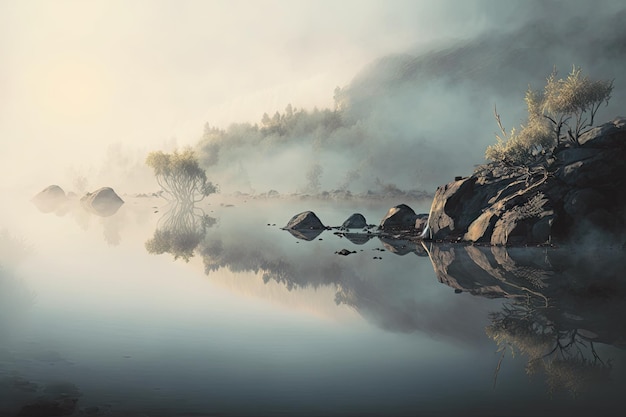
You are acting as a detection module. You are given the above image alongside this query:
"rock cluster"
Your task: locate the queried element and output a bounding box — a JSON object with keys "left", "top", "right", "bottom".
{"left": 33, "top": 186, "right": 124, "bottom": 217}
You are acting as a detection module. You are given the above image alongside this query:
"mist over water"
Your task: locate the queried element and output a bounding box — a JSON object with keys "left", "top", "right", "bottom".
{"left": 3, "top": 1, "right": 626, "bottom": 416}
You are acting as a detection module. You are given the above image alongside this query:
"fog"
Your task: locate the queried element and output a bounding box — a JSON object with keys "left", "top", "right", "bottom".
{"left": 4, "top": 4, "right": 626, "bottom": 414}
{"left": 4, "top": 1, "right": 625, "bottom": 197}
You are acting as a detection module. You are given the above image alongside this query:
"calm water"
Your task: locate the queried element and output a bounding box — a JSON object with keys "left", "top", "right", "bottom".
{"left": 1, "top": 193, "right": 625, "bottom": 416}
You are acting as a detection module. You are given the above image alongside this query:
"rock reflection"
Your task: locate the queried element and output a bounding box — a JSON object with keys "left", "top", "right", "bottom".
{"left": 424, "top": 242, "right": 626, "bottom": 396}
{"left": 198, "top": 231, "right": 487, "bottom": 341}
{"left": 284, "top": 228, "right": 324, "bottom": 241}
{"left": 145, "top": 201, "right": 217, "bottom": 262}
{"left": 31, "top": 186, "right": 134, "bottom": 246}
{"left": 378, "top": 236, "right": 427, "bottom": 256}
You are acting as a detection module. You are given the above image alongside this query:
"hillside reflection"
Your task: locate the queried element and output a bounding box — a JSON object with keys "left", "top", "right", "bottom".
{"left": 424, "top": 243, "right": 626, "bottom": 396}
{"left": 142, "top": 202, "right": 626, "bottom": 397}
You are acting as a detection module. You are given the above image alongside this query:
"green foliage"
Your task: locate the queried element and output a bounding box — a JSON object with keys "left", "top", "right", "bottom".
{"left": 486, "top": 66, "right": 614, "bottom": 165}
{"left": 146, "top": 148, "right": 217, "bottom": 202}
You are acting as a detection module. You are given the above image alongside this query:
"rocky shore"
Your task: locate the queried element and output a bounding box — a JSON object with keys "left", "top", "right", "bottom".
{"left": 284, "top": 118, "right": 626, "bottom": 247}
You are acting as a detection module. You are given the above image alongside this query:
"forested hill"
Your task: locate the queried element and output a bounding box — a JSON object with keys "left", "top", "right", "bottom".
{"left": 195, "top": 6, "right": 626, "bottom": 197}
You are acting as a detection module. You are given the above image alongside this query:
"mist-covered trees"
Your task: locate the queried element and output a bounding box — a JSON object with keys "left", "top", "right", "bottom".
{"left": 486, "top": 66, "right": 614, "bottom": 164}
{"left": 146, "top": 148, "right": 217, "bottom": 202}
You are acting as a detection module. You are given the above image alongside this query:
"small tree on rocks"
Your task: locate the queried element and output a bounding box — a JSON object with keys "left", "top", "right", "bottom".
{"left": 486, "top": 66, "right": 613, "bottom": 165}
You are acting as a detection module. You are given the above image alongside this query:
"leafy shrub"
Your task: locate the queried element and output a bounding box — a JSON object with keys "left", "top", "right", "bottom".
{"left": 486, "top": 67, "right": 613, "bottom": 165}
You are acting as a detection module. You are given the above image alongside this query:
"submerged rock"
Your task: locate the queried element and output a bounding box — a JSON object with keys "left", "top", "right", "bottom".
{"left": 80, "top": 187, "right": 124, "bottom": 217}
{"left": 31, "top": 185, "right": 68, "bottom": 214}
{"left": 284, "top": 211, "right": 325, "bottom": 230}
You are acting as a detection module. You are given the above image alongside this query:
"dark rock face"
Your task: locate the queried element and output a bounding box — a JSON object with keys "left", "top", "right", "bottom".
{"left": 284, "top": 211, "right": 325, "bottom": 230}
{"left": 425, "top": 118, "right": 626, "bottom": 245}
{"left": 80, "top": 187, "right": 124, "bottom": 217}
{"left": 379, "top": 204, "right": 418, "bottom": 231}
{"left": 341, "top": 213, "right": 367, "bottom": 229}
{"left": 31, "top": 185, "right": 68, "bottom": 214}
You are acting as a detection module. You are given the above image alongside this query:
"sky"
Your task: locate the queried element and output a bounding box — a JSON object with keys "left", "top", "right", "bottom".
{"left": 0, "top": 0, "right": 533, "bottom": 192}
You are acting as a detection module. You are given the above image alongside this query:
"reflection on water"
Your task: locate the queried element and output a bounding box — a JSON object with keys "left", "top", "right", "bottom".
{"left": 424, "top": 243, "right": 626, "bottom": 397}
{"left": 3, "top": 196, "right": 626, "bottom": 415}
{"left": 0, "top": 230, "right": 34, "bottom": 342}
{"left": 145, "top": 200, "right": 217, "bottom": 261}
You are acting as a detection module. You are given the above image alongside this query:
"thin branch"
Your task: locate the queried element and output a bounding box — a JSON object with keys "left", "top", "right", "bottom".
{"left": 494, "top": 104, "right": 508, "bottom": 138}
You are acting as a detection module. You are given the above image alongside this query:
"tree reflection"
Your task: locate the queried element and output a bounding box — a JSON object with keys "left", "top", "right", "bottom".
{"left": 423, "top": 243, "right": 625, "bottom": 397}
{"left": 487, "top": 300, "right": 612, "bottom": 397}
{"left": 145, "top": 201, "right": 216, "bottom": 261}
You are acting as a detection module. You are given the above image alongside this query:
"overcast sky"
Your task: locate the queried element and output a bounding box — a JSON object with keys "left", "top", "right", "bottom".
{"left": 0, "top": 0, "right": 550, "bottom": 191}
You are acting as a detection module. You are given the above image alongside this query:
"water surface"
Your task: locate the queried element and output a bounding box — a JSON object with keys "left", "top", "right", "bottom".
{"left": 1, "top": 193, "right": 625, "bottom": 416}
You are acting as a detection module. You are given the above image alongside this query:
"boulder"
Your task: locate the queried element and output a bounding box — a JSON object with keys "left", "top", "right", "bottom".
{"left": 80, "top": 187, "right": 124, "bottom": 217}
{"left": 578, "top": 116, "right": 626, "bottom": 147}
{"left": 284, "top": 211, "right": 325, "bottom": 230}
{"left": 31, "top": 185, "right": 68, "bottom": 214}
{"left": 341, "top": 213, "right": 367, "bottom": 229}
{"left": 379, "top": 204, "right": 418, "bottom": 231}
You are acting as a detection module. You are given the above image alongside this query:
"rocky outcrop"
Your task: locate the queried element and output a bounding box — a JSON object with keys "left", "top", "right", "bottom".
{"left": 283, "top": 211, "right": 325, "bottom": 230}
{"left": 31, "top": 185, "right": 68, "bottom": 214}
{"left": 341, "top": 213, "right": 367, "bottom": 229}
{"left": 80, "top": 187, "right": 124, "bottom": 217}
{"left": 425, "top": 118, "right": 626, "bottom": 245}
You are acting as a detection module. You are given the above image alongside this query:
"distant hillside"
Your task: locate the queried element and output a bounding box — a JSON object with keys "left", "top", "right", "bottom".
{"left": 196, "top": 7, "right": 626, "bottom": 196}
{"left": 344, "top": 10, "right": 626, "bottom": 114}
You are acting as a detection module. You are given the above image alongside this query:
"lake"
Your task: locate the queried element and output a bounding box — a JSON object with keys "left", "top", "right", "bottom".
{"left": 1, "top": 192, "right": 625, "bottom": 416}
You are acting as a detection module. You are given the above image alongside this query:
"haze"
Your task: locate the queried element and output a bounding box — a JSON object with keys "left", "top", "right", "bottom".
{"left": 3, "top": 0, "right": 625, "bottom": 196}
{"left": 1, "top": 0, "right": 543, "bottom": 193}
